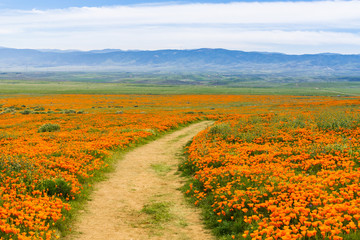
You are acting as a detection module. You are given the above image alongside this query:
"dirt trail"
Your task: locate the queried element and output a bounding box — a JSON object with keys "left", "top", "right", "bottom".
{"left": 67, "top": 121, "right": 214, "bottom": 240}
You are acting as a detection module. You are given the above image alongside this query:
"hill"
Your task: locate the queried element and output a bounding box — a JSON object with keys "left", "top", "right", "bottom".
{"left": 1, "top": 47, "right": 360, "bottom": 77}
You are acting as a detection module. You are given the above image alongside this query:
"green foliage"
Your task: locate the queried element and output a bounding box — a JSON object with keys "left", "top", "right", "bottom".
{"left": 141, "top": 202, "right": 172, "bottom": 224}
{"left": 38, "top": 123, "right": 60, "bottom": 133}
{"left": 208, "top": 123, "right": 232, "bottom": 140}
{"left": 20, "top": 109, "right": 32, "bottom": 115}
{"left": 63, "top": 109, "right": 76, "bottom": 114}
{"left": 33, "top": 106, "right": 45, "bottom": 111}
{"left": 1, "top": 107, "right": 15, "bottom": 114}
{"left": 315, "top": 110, "right": 360, "bottom": 131}
{"left": 39, "top": 178, "right": 72, "bottom": 199}
{"left": 0, "top": 156, "right": 34, "bottom": 174}
{"left": 151, "top": 163, "right": 172, "bottom": 176}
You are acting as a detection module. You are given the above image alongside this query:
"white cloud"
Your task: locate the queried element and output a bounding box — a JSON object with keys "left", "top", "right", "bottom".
{"left": 0, "top": 27, "right": 18, "bottom": 34}
{"left": 4, "top": 1, "right": 360, "bottom": 27}
{"left": 0, "top": 1, "right": 360, "bottom": 54}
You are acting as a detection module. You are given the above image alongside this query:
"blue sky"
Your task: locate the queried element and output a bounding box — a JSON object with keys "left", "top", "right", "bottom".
{"left": 0, "top": 0, "right": 322, "bottom": 9}
{"left": 0, "top": 0, "right": 360, "bottom": 54}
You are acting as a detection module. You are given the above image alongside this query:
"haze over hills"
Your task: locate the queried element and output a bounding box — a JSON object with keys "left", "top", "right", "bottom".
{"left": 0, "top": 47, "right": 360, "bottom": 78}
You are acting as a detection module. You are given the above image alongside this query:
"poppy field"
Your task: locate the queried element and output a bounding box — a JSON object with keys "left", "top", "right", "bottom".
{"left": 1, "top": 93, "right": 360, "bottom": 240}
{"left": 181, "top": 96, "right": 360, "bottom": 239}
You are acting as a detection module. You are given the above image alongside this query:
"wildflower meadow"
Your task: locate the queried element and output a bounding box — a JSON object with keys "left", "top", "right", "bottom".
{"left": 1, "top": 94, "right": 360, "bottom": 239}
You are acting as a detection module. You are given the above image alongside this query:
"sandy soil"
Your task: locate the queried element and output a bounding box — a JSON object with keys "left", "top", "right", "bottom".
{"left": 66, "top": 121, "right": 215, "bottom": 240}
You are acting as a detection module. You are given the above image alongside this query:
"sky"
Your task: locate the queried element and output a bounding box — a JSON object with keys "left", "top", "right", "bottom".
{"left": 0, "top": 0, "right": 360, "bottom": 54}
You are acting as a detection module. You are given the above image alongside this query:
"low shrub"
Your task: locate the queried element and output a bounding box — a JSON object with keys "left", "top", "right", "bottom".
{"left": 38, "top": 123, "right": 60, "bottom": 132}
{"left": 39, "top": 178, "right": 72, "bottom": 199}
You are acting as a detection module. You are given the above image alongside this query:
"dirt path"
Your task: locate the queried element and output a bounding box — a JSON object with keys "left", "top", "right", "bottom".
{"left": 66, "top": 121, "right": 215, "bottom": 240}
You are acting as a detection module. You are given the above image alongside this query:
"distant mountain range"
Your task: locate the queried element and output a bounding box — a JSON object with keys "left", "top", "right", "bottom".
{"left": 0, "top": 47, "right": 360, "bottom": 76}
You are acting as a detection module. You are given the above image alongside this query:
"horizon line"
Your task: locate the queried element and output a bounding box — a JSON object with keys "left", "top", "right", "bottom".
{"left": 1, "top": 46, "right": 358, "bottom": 56}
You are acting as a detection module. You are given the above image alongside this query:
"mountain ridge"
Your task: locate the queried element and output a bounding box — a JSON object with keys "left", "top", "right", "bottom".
{"left": 0, "top": 47, "right": 359, "bottom": 75}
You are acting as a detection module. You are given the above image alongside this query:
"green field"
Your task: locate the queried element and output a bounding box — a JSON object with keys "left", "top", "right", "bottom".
{"left": 0, "top": 71, "right": 359, "bottom": 96}
{"left": 1, "top": 79, "right": 360, "bottom": 96}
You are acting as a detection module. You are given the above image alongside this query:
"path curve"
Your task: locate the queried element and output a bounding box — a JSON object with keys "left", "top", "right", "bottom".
{"left": 66, "top": 121, "right": 214, "bottom": 240}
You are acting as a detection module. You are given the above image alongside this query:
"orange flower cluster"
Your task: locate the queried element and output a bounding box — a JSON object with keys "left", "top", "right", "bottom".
{"left": 184, "top": 107, "right": 360, "bottom": 239}
{"left": 1, "top": 94, "right": 360, "bottom": 239}
{"left": 0, "top": 94, "right": 224, "bottom": 239}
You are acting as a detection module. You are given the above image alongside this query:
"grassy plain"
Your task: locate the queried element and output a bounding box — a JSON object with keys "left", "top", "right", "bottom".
{"left": 0, "top": 79, "right": 360, "bottom": 96}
